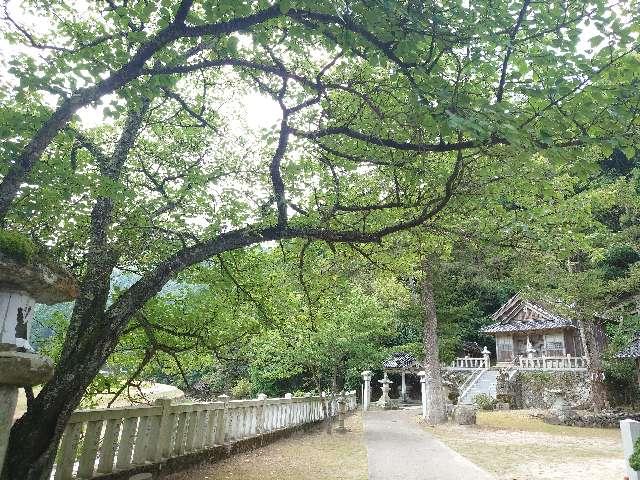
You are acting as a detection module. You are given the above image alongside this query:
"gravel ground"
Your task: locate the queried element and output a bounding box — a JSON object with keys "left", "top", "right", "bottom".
{"left": 164, "top": 413, "right": 368, "bottom": 480}
{"left": 427, "top": 410, "right": 625, "bottom": 480}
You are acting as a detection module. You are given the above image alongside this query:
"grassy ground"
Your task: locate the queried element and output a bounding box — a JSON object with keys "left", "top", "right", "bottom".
{"left": 426, "top": 409, "right": 625, "bottom": 480}
{"left": 165, "top": 412, "right": 369, "bottom": 480}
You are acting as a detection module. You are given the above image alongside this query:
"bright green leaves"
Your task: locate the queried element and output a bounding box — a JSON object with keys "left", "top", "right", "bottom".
{"left": 589, "top": 35, "right": 605, "bottom": 48}
{"left": 278, "top": 0, "right": 292, "bottom": 14}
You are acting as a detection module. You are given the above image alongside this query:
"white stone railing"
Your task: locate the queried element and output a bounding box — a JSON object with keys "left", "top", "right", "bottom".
{"left": 449, "top": 356, "right": 488, "bottom": 370}
{"left": 52, "top": 391, "right": 357, "bottom": 480}
{"left": 457, "top": 367, "right": 486, "bottom": 404}
{"left": 518, "top": 355, "right": 587, "bottom": 370}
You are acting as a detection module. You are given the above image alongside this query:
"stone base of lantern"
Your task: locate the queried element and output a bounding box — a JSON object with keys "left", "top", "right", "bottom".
{"left": 0, "top": 351, "right": 54, "bottom": 473}
{"left": 0, "top": 351, "right": 54, "bottom": 386}
{"left": 374, "top": 398, "right": 399, "bottom": 410}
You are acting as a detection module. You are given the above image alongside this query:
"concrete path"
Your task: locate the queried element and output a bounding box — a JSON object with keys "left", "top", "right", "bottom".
{"left": 363, "top": 409, "right": 495, "bottom": 480}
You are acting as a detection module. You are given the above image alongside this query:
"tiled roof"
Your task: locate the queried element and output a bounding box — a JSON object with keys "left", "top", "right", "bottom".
{"left": 481, "top": 317, "right": 574, "bottom": 333}
{"left": 616, "top": 334, "right": 640, "bottom": 358}
{"left": 383, "top": 352, "right": 420, "bottom": 370}
{"left": 481, "top": 293, "right": 575, "bottom": 334}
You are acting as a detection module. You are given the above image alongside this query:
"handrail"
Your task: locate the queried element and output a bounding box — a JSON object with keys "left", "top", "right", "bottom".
{"left": 52, "top": 391, "right": 357, "bottom": 480}
{"left": 458, "top": 367, "right": 485, "bottom": 403}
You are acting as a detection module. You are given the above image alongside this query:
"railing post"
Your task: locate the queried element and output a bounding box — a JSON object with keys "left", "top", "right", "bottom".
{"left": 284, "top": 393, "right": 293, "bottom": 427}
{"left": 151, "top": 398, "right": 173, "bottom": 461}
{"left": 216, "top": 394, "right": 229, "bottom": 444}
{"left": 256, "top": 393, "right": 267, "bottom": 434}
{"left": 621, "top": 419, "right": 640, "bottom": 480}
{"left": 482, "top": 347, "right": 491, "bottom": 370}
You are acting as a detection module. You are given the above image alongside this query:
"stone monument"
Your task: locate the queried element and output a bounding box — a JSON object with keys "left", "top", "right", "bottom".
{"left": 547, "top": 388, "right": 576, "bottom": 423}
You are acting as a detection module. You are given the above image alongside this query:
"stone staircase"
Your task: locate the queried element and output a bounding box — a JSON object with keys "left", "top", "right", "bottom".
{"left": 458, "top": 369, "right": 498, "bottom": 405}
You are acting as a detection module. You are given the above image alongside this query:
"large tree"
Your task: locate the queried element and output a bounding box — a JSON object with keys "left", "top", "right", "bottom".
{"left": 1, "top": 1, "right": 639, "bottom": 478}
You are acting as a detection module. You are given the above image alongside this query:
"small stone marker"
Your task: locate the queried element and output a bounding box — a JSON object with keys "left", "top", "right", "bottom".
{"left": 453, "top": 405, "right": 477, "bottom": 425}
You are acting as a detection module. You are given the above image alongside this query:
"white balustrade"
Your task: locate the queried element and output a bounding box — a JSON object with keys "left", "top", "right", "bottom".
{"left": 518, "top": 354, "right": 587, "bottom": 370}
{"left": 52, "top": 391, "right": 356, "bottom": 480}
{"left": 451, "top": 356, "right": 488, "bottom": 370}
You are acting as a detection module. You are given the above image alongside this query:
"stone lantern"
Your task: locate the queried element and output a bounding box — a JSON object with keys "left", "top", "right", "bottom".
{"left": 376, "top": 372, "right": 395, "bottom": 410}
{"left": 0, "top": 252, "right": 78, "bottom": 473}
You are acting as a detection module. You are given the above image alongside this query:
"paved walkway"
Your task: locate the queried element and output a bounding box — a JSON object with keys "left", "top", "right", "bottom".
{"left": 363, "top": 409, "right": 495, "bottom": 480}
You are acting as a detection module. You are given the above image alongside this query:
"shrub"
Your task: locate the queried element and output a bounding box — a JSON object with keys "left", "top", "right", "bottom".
{"left": 231, "top": 378, "right": 253, "bottom": 399}
{"left": 630, "top": 438, "right": 640, "bottom": 471}
{"left": 473, "top": 393, "right": 497, "bottom": 411}
{"left": 0, "top": 230, "right": 36, "bottom": 263}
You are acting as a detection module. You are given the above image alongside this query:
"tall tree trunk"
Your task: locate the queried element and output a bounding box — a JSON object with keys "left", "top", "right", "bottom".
{"left": 578, "top": 317, "right": 607, "bottom": 412}
{"left": 567, "top": 254, "right": 607, "bottom": 413}
{"left": 419, "top": 258, "right": 446, "bottom": 425}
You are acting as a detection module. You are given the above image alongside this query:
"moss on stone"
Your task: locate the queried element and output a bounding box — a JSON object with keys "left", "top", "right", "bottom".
{"left": 0, "top": 230, "right": 36, "bottom": 263}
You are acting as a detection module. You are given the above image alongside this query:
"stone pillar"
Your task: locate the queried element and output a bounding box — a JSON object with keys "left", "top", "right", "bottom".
{"left": 418, "top": 370, "right": 427, "bottom": 419}
{"left": 620, "top": 419, "right": 640, "bottom": 480}
{"left": 335, "top": 392, "right": 347, "bottom": 433}
{"left": 401, "top": 370, "right": 407, "bottom": 403}
{"left": 361, "top": 371, "right": 372, "bottom": 411}
{"left": 216, "top": 394, "right": 230, "bottom": 444}
{"left": 482, "top": 346, "right": 491, "bottom": 369}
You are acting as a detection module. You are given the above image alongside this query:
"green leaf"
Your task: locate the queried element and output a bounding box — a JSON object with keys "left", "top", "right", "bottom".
{"left": 622, "top": 146, "right": 636, "bottom": 159}
{"left": 278, "top": 0, "right": 291, "bottom": 14}
{"left": 589, "top": 35, "right": 604, "bottom": 47}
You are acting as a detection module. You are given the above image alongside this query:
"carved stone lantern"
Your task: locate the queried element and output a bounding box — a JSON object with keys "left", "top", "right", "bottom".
{"left": 0, "top": 252, "right": 78, "bottom": 474}
{"left": 0, "top": 252, "right": 77, "bottom": 351}
{"left": 376, "top": 372, "right": 396, "bottom": 410}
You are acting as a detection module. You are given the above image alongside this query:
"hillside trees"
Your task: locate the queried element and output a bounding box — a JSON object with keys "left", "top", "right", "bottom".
{"left": 2, "top": 0, "right": 640, "bottom": 478}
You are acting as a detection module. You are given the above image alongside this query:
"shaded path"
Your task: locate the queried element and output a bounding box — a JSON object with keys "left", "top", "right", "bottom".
{"left": 363, "top": 409, "right": 495, "bottom": 480}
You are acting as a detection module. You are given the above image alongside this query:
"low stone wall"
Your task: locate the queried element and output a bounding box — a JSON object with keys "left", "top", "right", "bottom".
{"left": 538, "top": 409, "right": 640, "bottom": 429}
{"left": 514, "top": 371, "right": 590, "bottom": 409}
